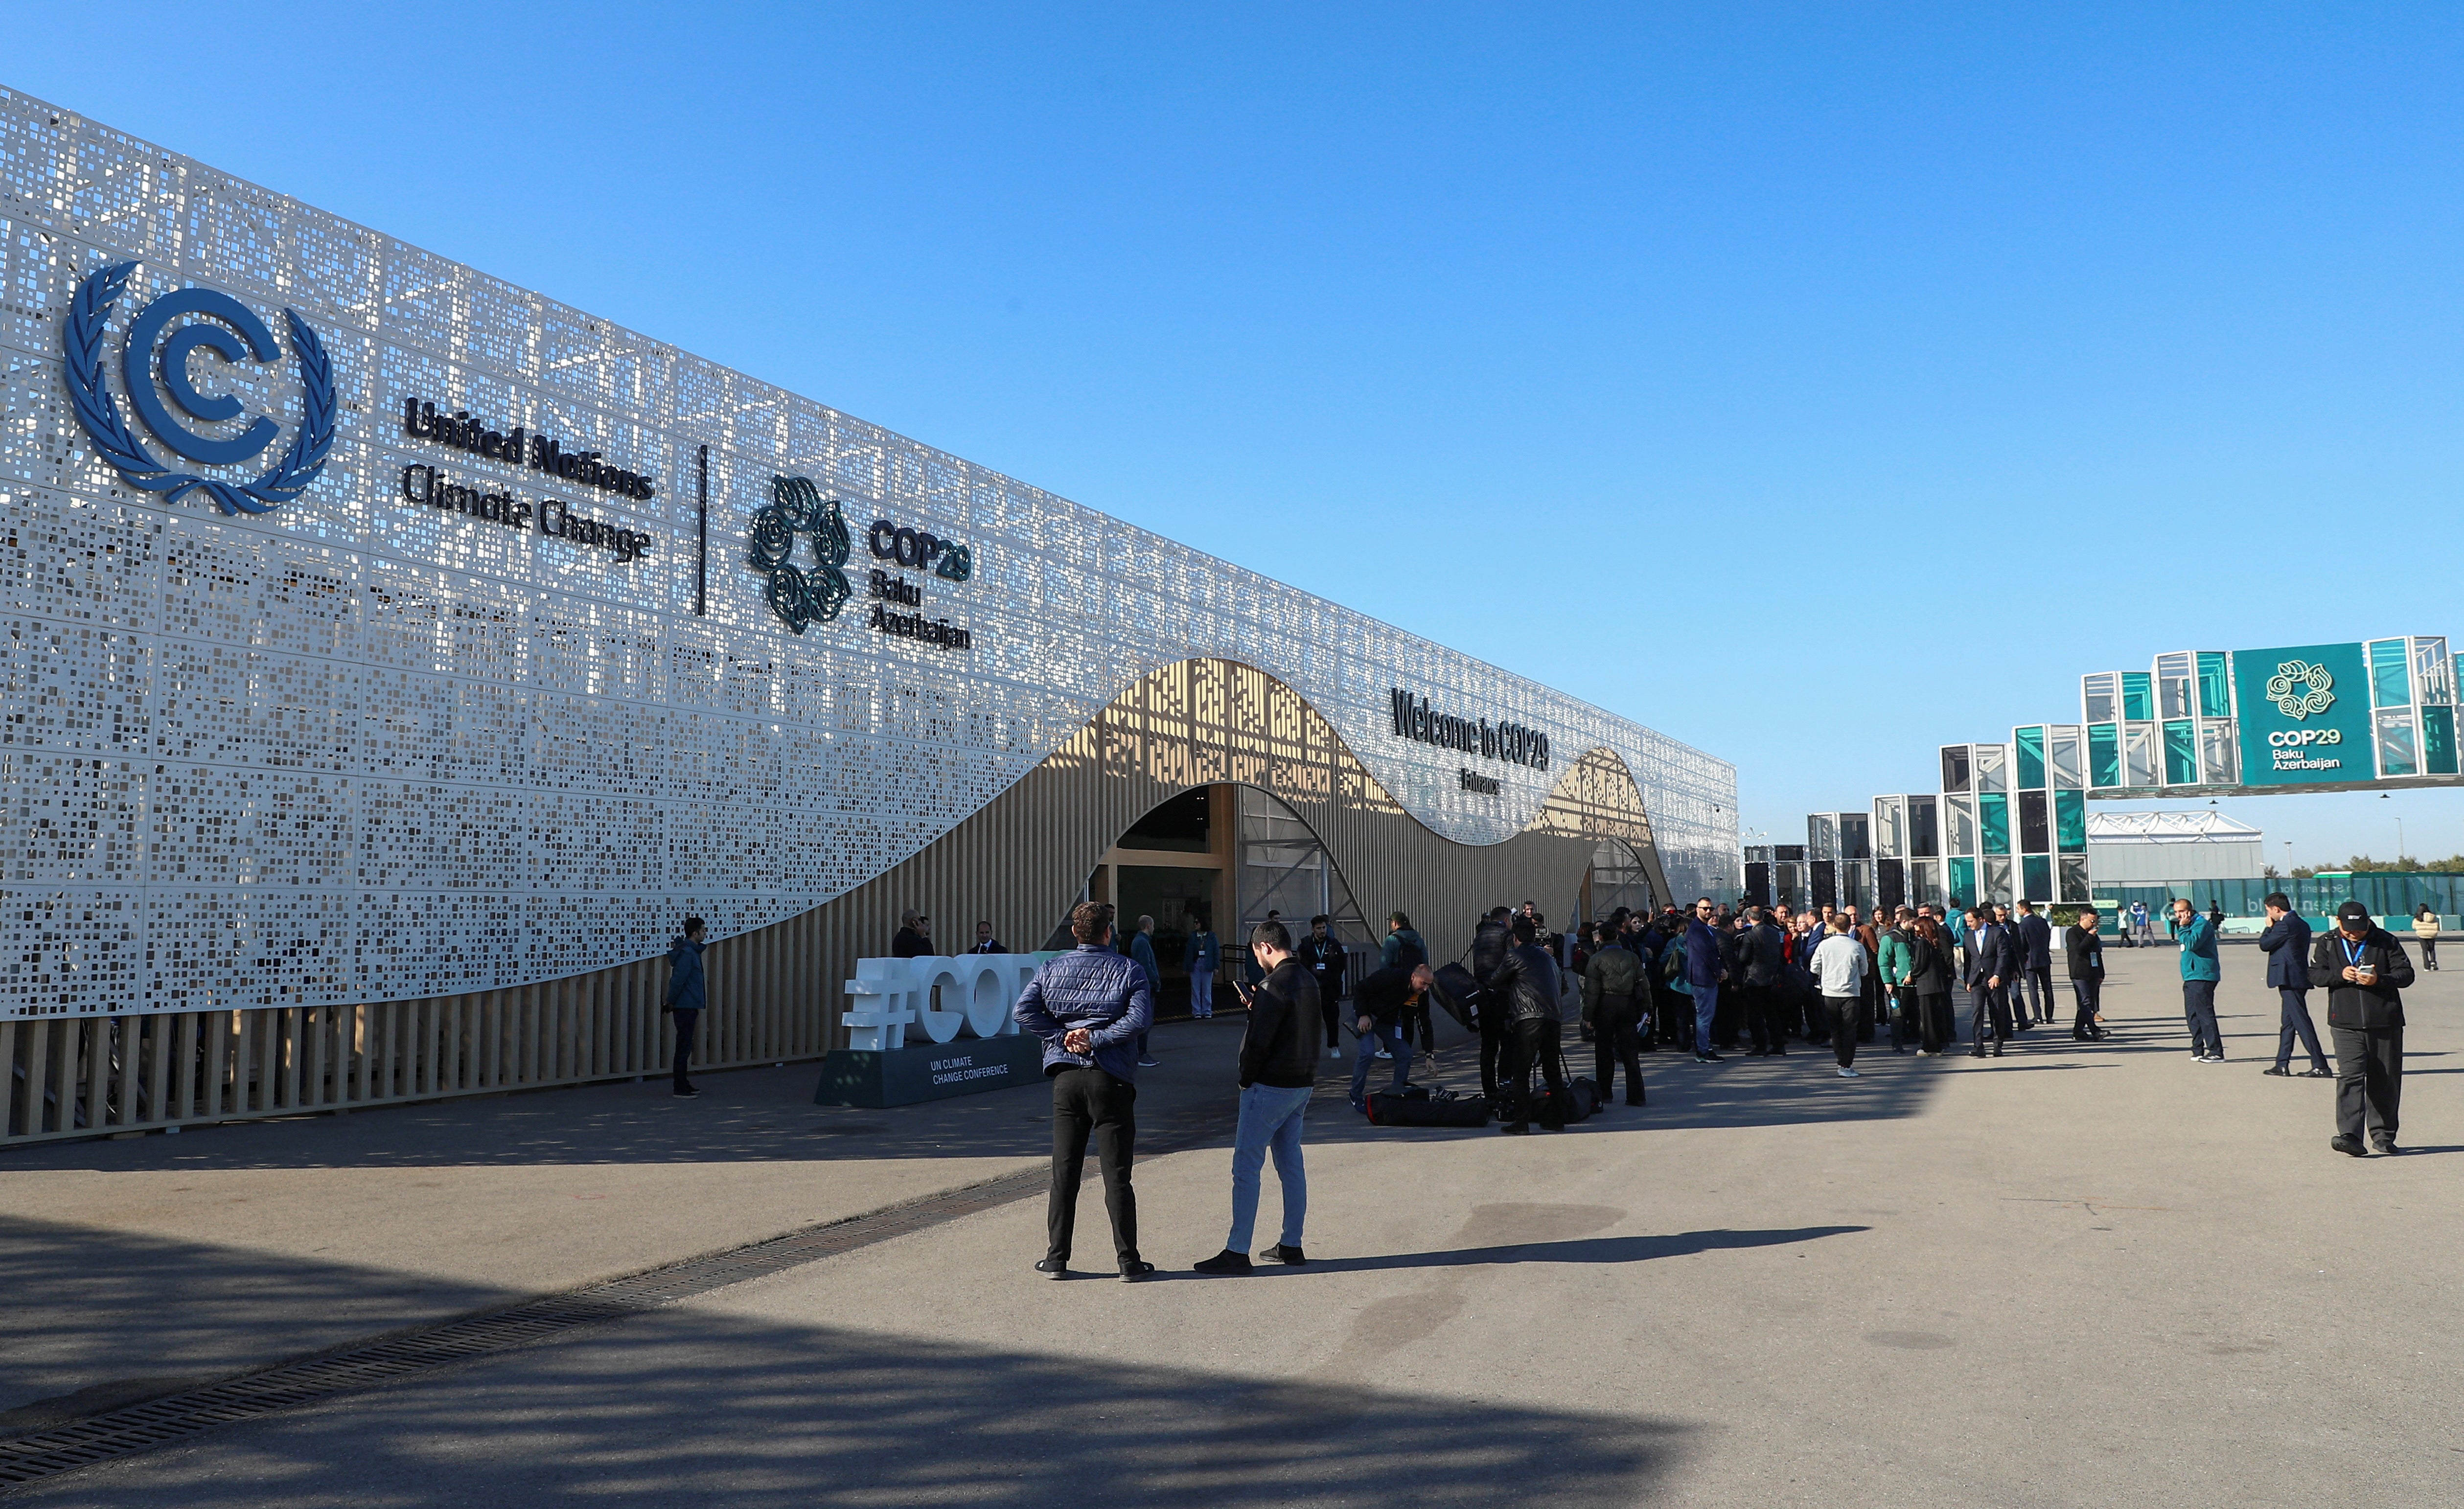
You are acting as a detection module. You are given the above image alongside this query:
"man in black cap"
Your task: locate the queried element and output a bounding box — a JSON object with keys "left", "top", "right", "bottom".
{"left": 2309, "top": 901, "right": 2415, "bottom": 1157}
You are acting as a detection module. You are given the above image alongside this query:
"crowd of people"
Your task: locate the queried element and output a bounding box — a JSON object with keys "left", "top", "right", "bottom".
{"left": 818, "top": 884, "right": 2429, "bottom": 1281}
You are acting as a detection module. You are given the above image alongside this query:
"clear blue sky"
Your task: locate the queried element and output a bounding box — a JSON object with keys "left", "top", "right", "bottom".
{"left": 14, "top": 3, "right": 2464, "bottom": 866}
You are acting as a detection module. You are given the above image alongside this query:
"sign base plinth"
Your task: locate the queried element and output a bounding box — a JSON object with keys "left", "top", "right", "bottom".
{"left": 814, "top": 1034, "right": 1045, "bottom": 1108}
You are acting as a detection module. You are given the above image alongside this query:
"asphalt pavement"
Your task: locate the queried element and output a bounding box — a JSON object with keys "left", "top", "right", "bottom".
{"left": 3, "top": 945, "right": 2459, "bottom": 1506}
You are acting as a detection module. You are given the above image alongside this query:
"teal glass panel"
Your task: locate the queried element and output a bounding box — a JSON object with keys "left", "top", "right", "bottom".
{"left": 2022, "top": 855, "right": 2053, "bottom": 902}
{"left": 2163, "top": 720, "right": 2197, "bottom": 784}
{"left": 2197, "top": 652, "right": 2231, "bottom": 718}
{"left": 1948, "top": 856, "right": 1976, "bottom": 905}
{"left": 1979, "top": 793, "right": 2009, "bottom": 854}
{"left": 2121, "top": 672, "right": 2153, "bottom": 722}
{"left": 2054, "top": 789, "right": 2087, "bottom": 852}
{"left": 2088, "top": 723, "right": 2120, "bottom": 787}
{"left": 2426, "top": 705, "right": 2458, "bottom": 776}
{"left": 2015, "top": 726, "right": 2046, "bottom": 789}
{"left": 2371, "top": 639, "right": 2412, "bottom": 707}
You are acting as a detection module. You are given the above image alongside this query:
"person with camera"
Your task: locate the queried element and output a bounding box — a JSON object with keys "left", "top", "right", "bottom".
{"left": 1484, "top": 915, "right": 1568, "bottom": 1134}
{"left": 2310, "top": 901, "right": 2415, "bottom": 1156}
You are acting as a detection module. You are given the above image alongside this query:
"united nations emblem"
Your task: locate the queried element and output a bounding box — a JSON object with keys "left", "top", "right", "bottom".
{"left": 748, "top": 474, "right": 853, "bottom": 633}
{"left": 61, "top": 261, "right": 336, "bottom": 516}
{"left": 2265, "top": 660, "right": 2335, "bottom": 720}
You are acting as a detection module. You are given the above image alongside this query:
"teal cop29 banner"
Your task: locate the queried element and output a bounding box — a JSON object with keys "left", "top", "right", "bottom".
{"left": 2232, "top": 642, "right": 2374, "bottom": 786}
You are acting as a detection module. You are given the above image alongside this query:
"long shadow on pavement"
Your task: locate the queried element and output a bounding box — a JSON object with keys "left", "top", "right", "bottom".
{"left": 4, "top": 1307, "right": 1693, "bottom": 1509}
{"left": 1186, "top": 1225, "right": 1869, "bottom": 1277}
{"left": 0, "top": 1215, "right": 523, "bottom": 1427}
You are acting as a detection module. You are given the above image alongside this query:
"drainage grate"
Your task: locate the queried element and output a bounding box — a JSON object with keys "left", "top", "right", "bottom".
{"left": 0, "top": 1076, "right": 1363, "bottom": 1491}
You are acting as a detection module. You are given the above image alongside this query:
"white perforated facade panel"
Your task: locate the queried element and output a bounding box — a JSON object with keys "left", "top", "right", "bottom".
{"left": 0, "top": 87, "right": 1736, "bottom": 1017}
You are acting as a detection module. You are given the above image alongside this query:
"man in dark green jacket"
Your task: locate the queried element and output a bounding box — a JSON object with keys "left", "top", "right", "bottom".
{"left": 2172, "top": 897, "right": 2224, "bottom": 1061}
{"left": 2310, "top": 901, "right": 2416, "bottom": 1156}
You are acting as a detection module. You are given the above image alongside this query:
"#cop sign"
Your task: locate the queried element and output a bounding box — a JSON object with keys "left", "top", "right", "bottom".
{"left": 2233, "top": 642, "right": 2374, "bottom": 785}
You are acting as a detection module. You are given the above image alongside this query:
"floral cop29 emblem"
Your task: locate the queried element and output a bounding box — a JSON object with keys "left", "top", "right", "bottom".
{"left": 62, "top": 261, "right": 336, "bottom": 516}
{"left": 2265, "top": 660, "right": 2335, "bottom": 720}
{"left": 747, "top": 474, "right": 852, "bottom": 633}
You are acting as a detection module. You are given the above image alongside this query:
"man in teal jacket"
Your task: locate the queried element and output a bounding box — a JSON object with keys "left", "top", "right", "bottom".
{"left": 2173, "top": 896, "right": 2224, "bottom": 1061}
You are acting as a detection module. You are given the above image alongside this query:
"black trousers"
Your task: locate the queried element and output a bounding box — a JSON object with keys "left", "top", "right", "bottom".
{"left": 1498, "top": 1016, "right": 1566, "bottom": 1127}
{"left": 1479, "top": 998, "right": 1509, "bottom": 1097}
{"left": 1046, "top": 1067, "right": 1139, "bottom": 1266}
{"left": 1403, "top": 997, "right": 1436, "bottom": 1054}
{"left": 1967, "top": 983, "right": 2011, "bottom": 1051}
{"left": 2182, "top": 979, "right": 2223, "bottom": 1058}
{"left": 2071, "top": 977, "right": 2102, "bottom": 1038}
{"left": 2331, "top": 1023, "right": 2402, "bottom": 1144}
{"left": 1824, "top": 997, "right": 1858, "bottom": 1067}
{"left": 2277, "top": 988, "right": 2327, "bottom": 1070}
{"left": 1654, "top": 984, "right": 1690, "bottom": 1046}
{"left": 1593, "top": 994, "right": 1644, "bottom": 1102}
{"left": 2018, "top": 966, "right": 2053, "bottom": 1026}
{"left": 1320, "top": 990, "right": 1342, "bottom": 1050}
{"left": 669, "top": 1007, "right": 700, "bottom": 1089}
{"left": 1915, "top": 990, "right": 1953, "bottom": 1053}
{"left": 1742, "top": 984, "right": 1785, "bottom": 1054}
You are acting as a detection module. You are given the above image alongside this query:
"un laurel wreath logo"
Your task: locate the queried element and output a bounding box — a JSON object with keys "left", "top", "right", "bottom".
{"left": 748, "top": 474, "right": 853, "bottom": 633}
{"left": 62, "top": 261, "right": 337, "bottom": 516}
{"left": 2265, "top": 660, "right": 2335, "bottom": 720}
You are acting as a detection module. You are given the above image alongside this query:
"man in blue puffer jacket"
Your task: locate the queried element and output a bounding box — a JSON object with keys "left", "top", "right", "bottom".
{"left": 1015, "top": 902, "right": 1157, "bottom": 1281}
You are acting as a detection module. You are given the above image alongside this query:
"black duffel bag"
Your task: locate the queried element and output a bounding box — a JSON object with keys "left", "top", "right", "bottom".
{"left": 1367, "top": 1089, "right": 1491, "bottom": 1127}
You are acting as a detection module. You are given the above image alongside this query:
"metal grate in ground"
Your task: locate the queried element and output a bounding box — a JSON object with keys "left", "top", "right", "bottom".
{"left": 0, "top": 1071, "right": 1389, "bottom": 1492}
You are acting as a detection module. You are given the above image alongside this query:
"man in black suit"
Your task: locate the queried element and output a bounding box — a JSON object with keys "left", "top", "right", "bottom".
{"left": 2012, "top": 901, "right": 2055, "bottom": 1030}
{"left": 1961, "top": 906, "right": 2018, "bottom": 1057}
{"left": 2259, "top": 892, "right": 2329, "bottom": 1078}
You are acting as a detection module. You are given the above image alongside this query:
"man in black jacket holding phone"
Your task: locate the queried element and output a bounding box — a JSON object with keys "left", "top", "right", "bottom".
{"left": 2311, "top": 901, "right": 2415, "bottom": 1157}
{"left": 1195, "top": 921, "right": 1320, "bottom": 1275}
{"left": 2260, "top": 892, "right": 2329, "bottom": 1078}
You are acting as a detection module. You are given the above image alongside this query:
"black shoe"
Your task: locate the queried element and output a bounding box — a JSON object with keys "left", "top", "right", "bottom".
{"left": 2262, "top": 1065, "right": 2291, "bottom": 1076}
{"left": 1259, "top": 1243, "right": 1308, "bottom": 1265}
{"left": 1696, "top": 1050, "right": 1723, "bottom": 1062}
{"left": 1990, "top": 1048, "right": 2004, "bottom": 1058}
{"left": 1501, "top": 1122, "right": 1532, "bottom": 1135}
{"left": 1120, "top": 1259, "right": 1156, "bottom": 1281}
{"left": 1193, "top": 1249, "right": 1252, "bottom": 1276}
{"left": 1625, "top": 1096, "right": 1645, "bottom": 1107}
{"left": 2302, "top": 1066, "right": 2334, "bottom": 1078}
{"left": 1034, "top": 1257, "right": 1071, "bottom": 1280}
{"left": 1968, "top": 1050, "right": 1987, "bottom": 1059}
{"left": 2330, "top": 1134, "right": 2368, "bottom": 1157}
{"left": 2374, "top": 1141, "right": 2400, "bottom": 1156}
{"left": 1772, "top": 1045, "right": 1786, "bottom": 1055}
{"left": 672, "top": 1085, "right": 701, "bottom": 1097}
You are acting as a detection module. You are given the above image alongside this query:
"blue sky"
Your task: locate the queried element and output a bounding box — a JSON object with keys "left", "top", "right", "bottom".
{"left": 13, "top": 3, "right": 2464, "bottom": 866}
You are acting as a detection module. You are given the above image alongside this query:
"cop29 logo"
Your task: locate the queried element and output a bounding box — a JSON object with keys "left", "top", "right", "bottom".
{"left": 2264, "top": 660, "right": 2335, "bottom": 721}
{"left": 62, "top": 261, "right": 336, "bottom": 516}
{"left": 748, "top": 474, "right": 853, "bottom": 634}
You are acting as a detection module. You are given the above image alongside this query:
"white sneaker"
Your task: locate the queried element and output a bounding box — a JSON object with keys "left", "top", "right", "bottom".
{"left": 1839, "top": 1067, "right": 1859, "bottom": 1078}
{"left": 1373, "top": 1047, "right": 1393, "bottom": 1059}
{"left": 1326, "top": 1046, "right": 1341, "bottom": 1058}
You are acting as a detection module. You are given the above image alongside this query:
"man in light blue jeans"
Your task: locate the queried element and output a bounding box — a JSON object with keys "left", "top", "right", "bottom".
{"left": 1196, "top": 921, "right": 1319, "bottom": 1275}
{"left": 1684, "top": 897, "right": 1728, "bottom": 1062}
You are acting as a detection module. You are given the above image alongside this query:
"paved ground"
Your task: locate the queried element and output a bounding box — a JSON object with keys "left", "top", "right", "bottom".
{"left": 4, "top": 945, "right": 2460, "bottom": 1505}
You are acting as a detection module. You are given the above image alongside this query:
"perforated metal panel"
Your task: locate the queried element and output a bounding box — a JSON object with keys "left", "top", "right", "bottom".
{"left": 0, "top": 86, "right": 1736, "bottom": 1017}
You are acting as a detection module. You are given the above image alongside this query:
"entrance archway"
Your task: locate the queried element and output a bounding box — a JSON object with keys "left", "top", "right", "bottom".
{"left": 1582, "top": 836, "right": 1658, "bottom": 924}
{"left": 1077, "top": 782, "right": 1372, "bottom": 1018}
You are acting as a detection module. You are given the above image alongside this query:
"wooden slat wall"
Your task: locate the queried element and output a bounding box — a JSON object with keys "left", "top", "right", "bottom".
{"left": 1, "top": 659, "right": 1674, "bottom": 1147}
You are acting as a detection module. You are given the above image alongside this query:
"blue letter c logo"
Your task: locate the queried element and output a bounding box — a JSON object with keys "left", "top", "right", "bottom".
{"left": 120, "top": 287, "right": 281, "bottom": 466}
